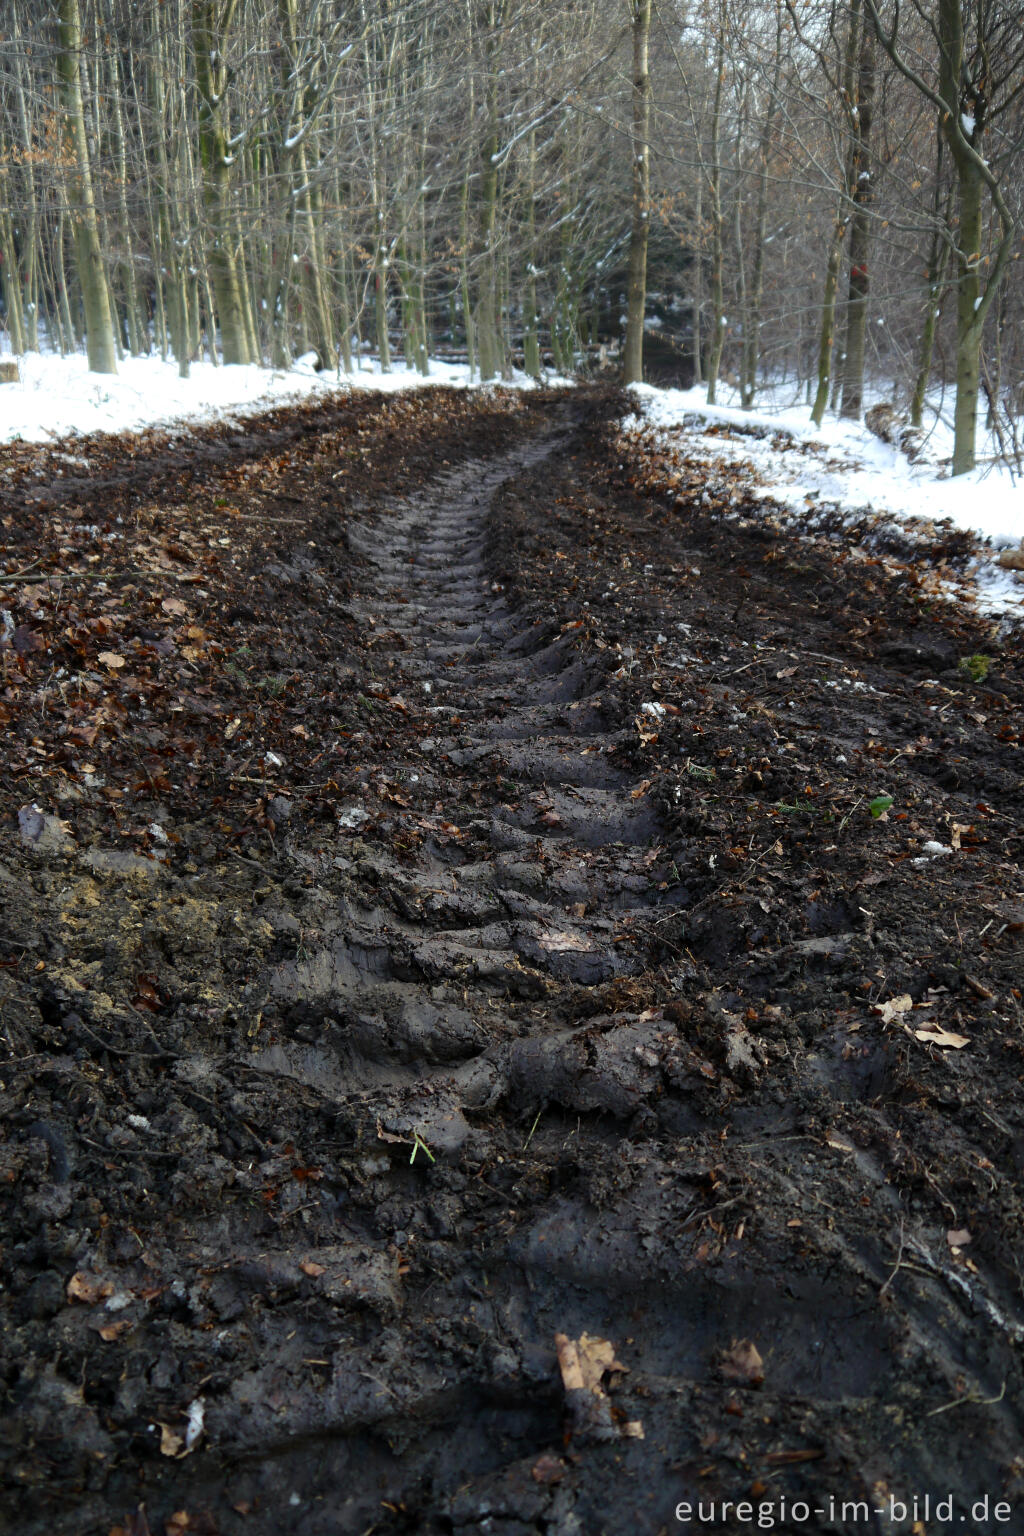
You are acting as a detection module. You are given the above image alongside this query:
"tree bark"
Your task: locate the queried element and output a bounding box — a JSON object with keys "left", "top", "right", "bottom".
{"left": 839, "top": 21, "right": 875, "bottom": 419}
{"left": 57, "top": 0, "right": 118, "bottom": 374}
{"left": 622, "top": 0, "right": 652, "bottom": 385}
{"left": 192, "top": 0, "right": 252, "bottom": 365}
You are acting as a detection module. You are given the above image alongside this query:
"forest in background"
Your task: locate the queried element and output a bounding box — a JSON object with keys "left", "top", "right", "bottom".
{"left": 1, "top": 0, "right": 1022, "bottom": 474}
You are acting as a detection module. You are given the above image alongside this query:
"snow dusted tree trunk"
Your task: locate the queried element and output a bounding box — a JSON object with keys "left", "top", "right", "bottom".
{"left": 622, "top": 0, "right": 652, "bottom": 386}
{"left": 57, "top": 0, "right": 118, "bottom": 374}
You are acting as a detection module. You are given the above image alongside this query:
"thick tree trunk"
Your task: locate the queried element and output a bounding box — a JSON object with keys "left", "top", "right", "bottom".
{"left": 193, "top": 0, "right": 252, "bottom": 365}
{"left": 57, "top": 0, "right": 117, "bottom": 374}
{"left": 622, "top": 0, "right": 652, "bottom": 386}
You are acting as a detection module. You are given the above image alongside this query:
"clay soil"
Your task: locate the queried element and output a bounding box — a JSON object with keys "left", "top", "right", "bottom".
{"left": 1, "top": 386, "right": 1022, "bottom": 1536}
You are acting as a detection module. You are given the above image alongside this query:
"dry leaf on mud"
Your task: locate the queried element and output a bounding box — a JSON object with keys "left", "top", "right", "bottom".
{"left": 719, "top": 1338, "right": 765, "bottom": 1387}
{"left": 871, "top": 994, "right": 913, "bottom": 1025}
{"left": 98, "top": 1319, "right": 133, "bottom": 1342}
{"left": 97, "top": 651, "right": 125, "bottom": 670}
{"left": 555, "top": 1332, "right": 644, "bottom": 1442}
{"left": 159, "top": 1399, "right": 205, "bottom": 1459}
{"left": 160, "top": 1425, "right": 186, "bottom": 1458}
{"left": 67, "top": 1271, "right": 113, "bottom": 1304}
{"left": 914, "top": 1020, "right": 970, "bottom": 1049}
{"left": 300, "top": 1260, "right": 327, "bottom": 1278}
{"left": 537, "top": 929, "right": 592, "bottom": 952}
{"left": 947, "top": 1228, "right": 972, "bottom": 1248}
{"left": 160, "top": 597, "right": 188, "bottom": 616}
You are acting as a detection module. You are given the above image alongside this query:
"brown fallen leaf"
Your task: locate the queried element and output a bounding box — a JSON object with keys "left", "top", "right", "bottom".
{"left": 161, "top": 598, "right": 188, "bottom": 617}
{"left": 160, "top": 1425, "right": 185, "bottom": 1458}
{"left": 67, "top": 1270, "right": 114, "bottom": 1304}
{"left": 555, "top": 1332, "right": 643, "bottom": 1441}
{"left": 719, "top": 1338, "right": 765, "bottom": 1387}
{"left": 947, "top": 1228, "right": 972, "bottom": 1248}
{"left": 914, "top": 1021, "right": 970, "bottom": 1049}
{"left": 98, "top": 651, "right": 125, "bottom": 670}
{"left": 871, "top": 994, "right": 913, "bottom": 1025}
{"left": 531, "top": 1454, "right": 565, "bottom": 1485}
{"left": 300, "top": 1260, "right": 327, "bottom": 1278}
{"left": 98, "top": 1319, "right": 133, "bottom": 1342}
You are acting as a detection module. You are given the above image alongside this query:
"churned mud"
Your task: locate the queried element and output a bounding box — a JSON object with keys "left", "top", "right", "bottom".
{"left": 1, "top": 386, "right": 1023, "bottom": 1535}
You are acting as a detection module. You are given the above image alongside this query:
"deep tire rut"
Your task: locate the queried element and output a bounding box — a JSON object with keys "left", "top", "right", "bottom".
{"left": 6, "top": 391, "right": 1024, "bottom": 1536}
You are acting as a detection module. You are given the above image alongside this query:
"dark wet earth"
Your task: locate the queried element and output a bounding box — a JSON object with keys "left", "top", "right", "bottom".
{"left": 2, "top": 387, "right": 1023, "bottom": 1535}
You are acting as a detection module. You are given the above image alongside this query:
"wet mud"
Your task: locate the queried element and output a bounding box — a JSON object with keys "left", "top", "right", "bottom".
{"left": 1, "top": 386, "right": 1023, "bottom": 1535}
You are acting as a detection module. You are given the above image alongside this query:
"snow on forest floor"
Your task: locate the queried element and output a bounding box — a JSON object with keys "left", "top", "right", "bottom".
{"left": 0, "top": 348, "right": 558, "bottom": 446}
{"left": 624, "top": 382, "right": 1024, "bottom": 623}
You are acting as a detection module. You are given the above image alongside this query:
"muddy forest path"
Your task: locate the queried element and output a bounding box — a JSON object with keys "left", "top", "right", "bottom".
{"left": 2, "top": 387, "right": 1024, "bottom": 1535}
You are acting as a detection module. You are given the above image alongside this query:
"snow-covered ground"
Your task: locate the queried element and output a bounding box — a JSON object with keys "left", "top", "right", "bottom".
{"left": 625, "top": 382, "right": 1024, "bottom": 622}
{"left": 0, "top": 349, "right": 558, "bottom": 445}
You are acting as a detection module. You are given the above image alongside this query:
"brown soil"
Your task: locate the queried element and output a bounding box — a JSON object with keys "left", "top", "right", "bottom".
{"left": 1, "top": 386, "right": 1022, "bottom": 1536}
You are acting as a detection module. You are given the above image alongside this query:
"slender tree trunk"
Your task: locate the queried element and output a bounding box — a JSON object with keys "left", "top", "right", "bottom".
{"left": 705, "top": 18, "right": 726, "bottom": 403}
{"left": 810, "top": 0, "right": 862, "bottom": 426}
{"left": 475, "top": 2, "right": 504, "bottom": 382}
{"left": 622, "top": 0, "right": 652, "bottom": 385}
{"left": 839, "top": 23, "right": 876, "bottom": 418}
{"left": 692, "top": 176, "right": 703, "bottom": 385}
{"left": 0, "top": 211, "right": 27, "bottom": 354}
{"left": 740, "top": 9, "right": 781, "bottom": 410}
{"left": 57, "top": 0, "right": 117, "bottom": 373}
{"left": 910, "top": 143, "right": 952, "bottom": 428}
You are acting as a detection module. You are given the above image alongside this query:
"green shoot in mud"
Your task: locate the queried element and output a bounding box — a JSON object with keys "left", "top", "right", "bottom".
{"left": 409, "top": 1133, "right": 435, "bottom": 1165}
{"left": 869, "top": 794, "right": 894, "bottom": 819}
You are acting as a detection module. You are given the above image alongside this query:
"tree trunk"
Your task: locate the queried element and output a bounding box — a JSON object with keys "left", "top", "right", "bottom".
{"left": 740, "top": 5, "right": 781, "bottom": 410}
{"left": 57, "top": 0, "right": 118, "bottom": 374}
{"left": 910, "top": 143, "right": 952, "bottom": 429}
{"left": 705, "top": 14, "right": 726, "bottom": 403}
{"left": 810, "top": 0, "right": 862, "bottom": 426}
{"left": 622, "top": 0, "right": 652, "bottom": 385}
{"left": 192, "top": 0, "right": 252, "bottom": 365}
{"left": 839, "top": 23, "right": 876, "bottom": 419}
